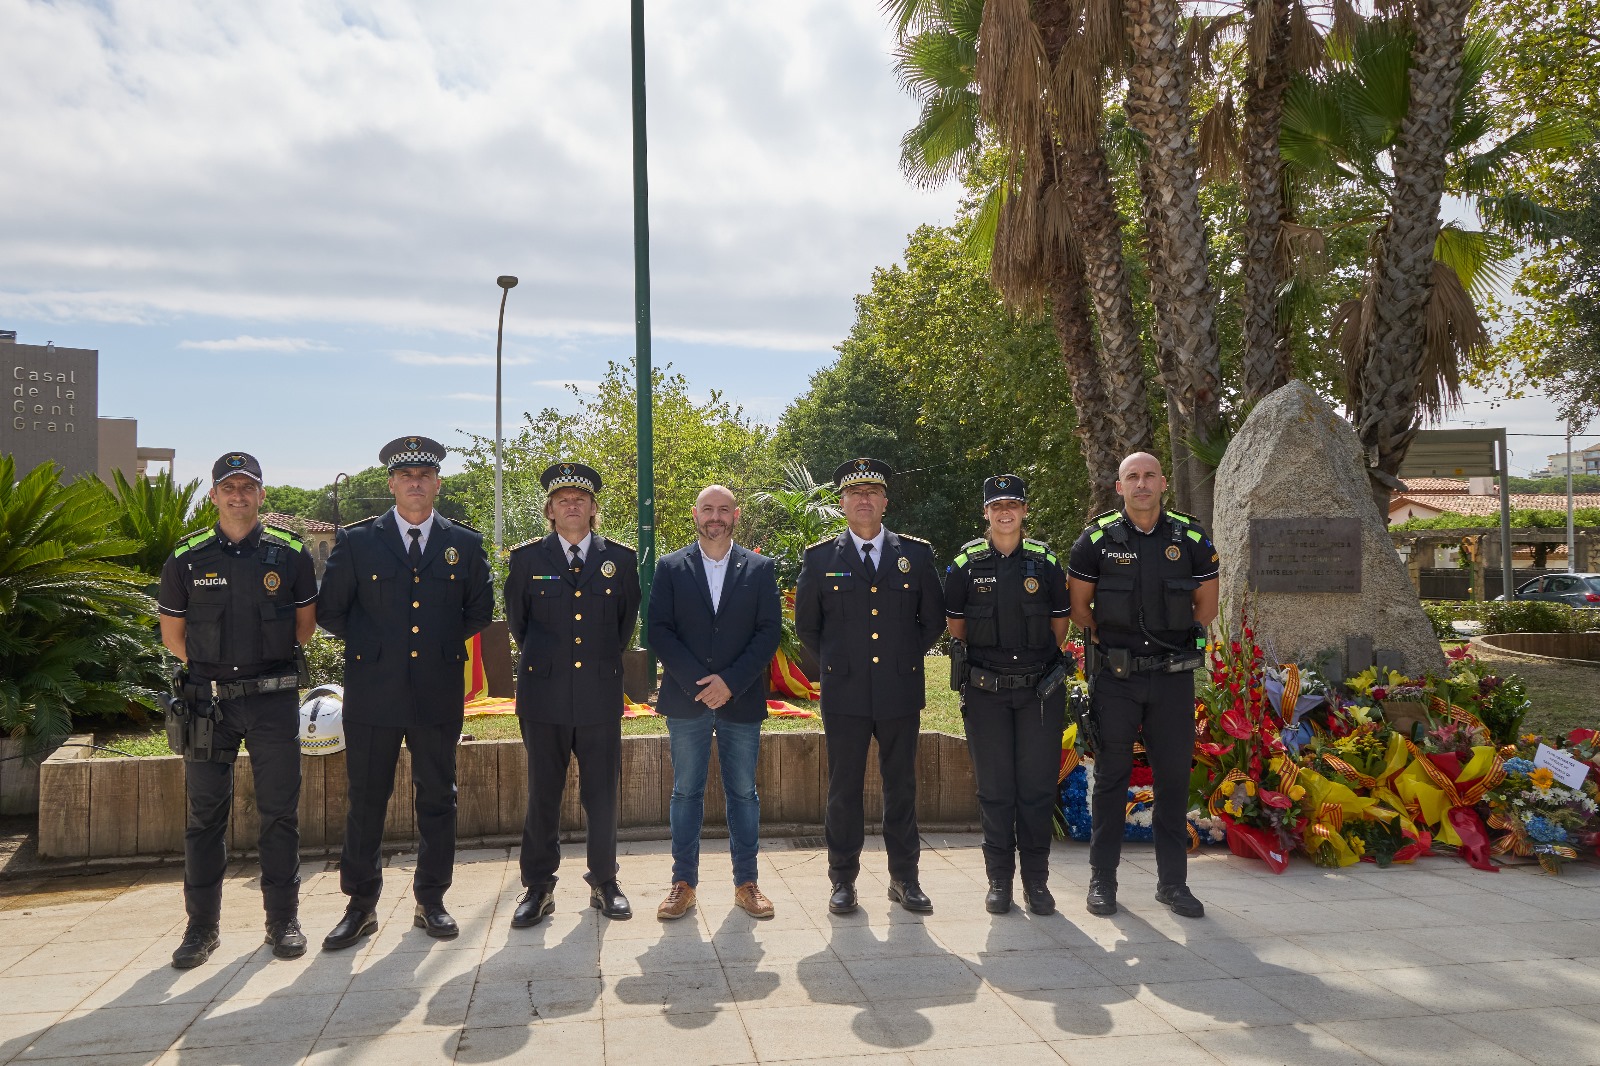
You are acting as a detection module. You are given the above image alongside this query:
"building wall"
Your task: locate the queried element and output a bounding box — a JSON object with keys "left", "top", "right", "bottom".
{"left": 97, "top": 417, "right": 137, "bottom": 485}
{"left": 2, "top": 343, "right": 99, "bottom": 479}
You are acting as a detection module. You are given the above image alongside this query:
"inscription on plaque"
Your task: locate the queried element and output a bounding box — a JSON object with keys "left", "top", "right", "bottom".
{"left": 1249, "top": 517, "right": 1362, "bottom": 593}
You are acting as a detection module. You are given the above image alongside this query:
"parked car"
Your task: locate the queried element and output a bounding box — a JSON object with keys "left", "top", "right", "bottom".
{"left": 1500, "top": 573, "right": 1600, "bottom": 607}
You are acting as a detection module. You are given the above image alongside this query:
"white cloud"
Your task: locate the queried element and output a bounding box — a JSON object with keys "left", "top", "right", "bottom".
{"left": 178, "top": 335, "right": 335, "bottom": 352}
{"left": 0, "top": 0, "right": 957, "bottom": 352}
{"left": 391, "top": 351, "right": 536, "bottom": 367}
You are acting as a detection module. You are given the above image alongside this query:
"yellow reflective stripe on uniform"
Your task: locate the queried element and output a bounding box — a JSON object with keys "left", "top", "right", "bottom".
{"left": 1090, "top": 530, "right": 1103, "bottom": 544}
{"left": 1096, "top": 513, "right": 1120, "bottom": 527}
{"left": 1166, "top": 511, "right": 1191, "bottom": 524}
{"left": 1187, "top": 530, "right": 1203, "bottom": 542}
{"left": 953, "top": 553, "right": 969, "bottom": 568}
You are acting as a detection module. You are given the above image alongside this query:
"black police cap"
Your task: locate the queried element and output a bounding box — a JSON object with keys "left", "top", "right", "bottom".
{"left": 212, "top": 452, "right": 263, "bottom": 485}
{"left": 984, "top": 473, "right": 1027, "bottom": 505}
{"left": 541, "top": 461, "right": 602, "bottom": 496}
{"left": 380, "top": 435, "right": 446, "bottom": 470}
{"left": 833, "top": 457, "right": 892, "bottom": 489}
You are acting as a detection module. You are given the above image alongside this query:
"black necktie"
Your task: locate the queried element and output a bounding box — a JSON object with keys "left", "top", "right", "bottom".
{"left": 407, "top": 528, "right": 422, "bottom": 567}
{"left": 569, "top": 544, "right": 583, "bottom": 575}
{"left": 861, "top": 542, "right": 876, "bottom": 579}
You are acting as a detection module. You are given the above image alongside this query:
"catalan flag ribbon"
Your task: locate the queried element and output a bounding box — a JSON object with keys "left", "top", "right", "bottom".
{"left": 769, "top": 650, "right": 820, "bottom": 701}
{"left": 463, "top": 633, "right": 487, "bottom": 703}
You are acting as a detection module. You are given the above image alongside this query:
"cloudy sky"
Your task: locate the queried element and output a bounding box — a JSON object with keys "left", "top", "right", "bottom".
{"left": 0, "top": 0, "right": 1582, "bottom": 489}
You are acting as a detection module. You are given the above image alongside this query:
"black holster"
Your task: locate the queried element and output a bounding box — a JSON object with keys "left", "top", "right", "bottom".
{"left": 948, "top": 638, "right": 968, "bottom": 692}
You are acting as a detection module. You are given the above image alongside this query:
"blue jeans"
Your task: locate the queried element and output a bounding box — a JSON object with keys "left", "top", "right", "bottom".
{"left": 667, "top": 713, "right": 762, "bottom": 887}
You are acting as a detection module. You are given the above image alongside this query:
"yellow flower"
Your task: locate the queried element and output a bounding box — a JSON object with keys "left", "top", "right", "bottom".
{"left": 1530, "top": 767, "right": 1555, "bottom": 790}
{"left": 1521, "top": 733, "right": 1540, "bottom": 745}
{"left": 1347, "top": 833, "right": 1366, "bottom": 856}
{"left": 1288, "top": 784, "right": 1306, "bottom": 802}
{"left": 1243, "top": 780, "right": 1258, "bottom": 797}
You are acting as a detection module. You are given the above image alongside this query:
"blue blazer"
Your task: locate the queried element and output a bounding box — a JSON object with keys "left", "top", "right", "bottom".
{"left": 647, "top": 542, "right": 782, "bottom": 723}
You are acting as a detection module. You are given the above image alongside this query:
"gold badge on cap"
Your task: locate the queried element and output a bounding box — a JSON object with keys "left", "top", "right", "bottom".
{"left": 897, "top": 556, "right": 910, "bottom": 573}
{"left": 600, "top": 560, "right": 616, "bottom": 577}
{"left": 1024, "top": 576, "right": 1040, "bottom": 594}
{"left": 445, "top": 547, "right": 459, "bottom": 565}
{"left": 1165, "top": 545, "right": 1182, "bottom": 561}
{"left": 263, "top": 571, "right": 281, "bottom": 592}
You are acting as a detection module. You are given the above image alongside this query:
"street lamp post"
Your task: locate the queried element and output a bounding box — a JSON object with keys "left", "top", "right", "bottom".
{"left": 494, "top": 275, "right": 519, "bottom": 560}
{"left": 1567, "top": 417, "right": 1577, "bottom": 573}
{"left": 631, "top": 0, "right": 656, "bottom": 642}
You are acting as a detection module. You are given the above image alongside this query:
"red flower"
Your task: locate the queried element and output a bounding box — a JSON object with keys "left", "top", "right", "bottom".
{"left": 1197, "top": 741, "right": 1234, "bottom": 757}
{"left": 1371, "top": 687, "right": 1388, "bottom": 701}
{"left": 1259, "top": 789, "right": 1292, "bottom": 810}
{"left": 1243, "top": 627, "right": 1254, "bottom": 640}
{"left": 1220, "top": 709, "right": 1253, "bottom": 739}
{"left": 1569, "top": 728, "right": 1598, "bottom": 746}
{"left": 1230, "top": 642, "right": 1242, "bottom": 655}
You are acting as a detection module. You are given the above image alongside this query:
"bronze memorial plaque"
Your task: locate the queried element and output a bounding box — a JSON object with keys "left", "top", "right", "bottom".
{"left": 1249, "top": 517, "right": 1362, "bottom": 594}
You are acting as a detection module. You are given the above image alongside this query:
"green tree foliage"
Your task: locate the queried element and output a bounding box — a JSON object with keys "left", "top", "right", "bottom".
{"left": 0, "top": 458, "right": 163, "bottom": 741}
{"left": 260, "top": 484, "right": 323, "bottom": 520}
{"left": 455, "top": 361, "right": 776, "bottom": 564}
{"left": 749, "top": 459, "right": 844, "bottom": 589}
{"left": 776, "top": 221, "right": 1091, "bottom": 561}
{"left": 1392, "top": 508, "right": 1600, "bottom": 529}
{"left": 104, "top": 468, "right": 216, "bottom": 582}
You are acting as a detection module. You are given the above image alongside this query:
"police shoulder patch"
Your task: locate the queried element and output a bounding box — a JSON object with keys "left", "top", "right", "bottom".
{"left": 261, "top": 525, "right": 304, "bottom": 552}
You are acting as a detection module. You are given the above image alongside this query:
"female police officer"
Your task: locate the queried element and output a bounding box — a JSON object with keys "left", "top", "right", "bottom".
{"left": 943, "top": 475, "right": 1071, "bottom": 915}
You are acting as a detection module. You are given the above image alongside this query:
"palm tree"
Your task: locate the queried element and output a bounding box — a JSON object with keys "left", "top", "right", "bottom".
{"left": 0, "top": 457, "right": 161, "bottom": 741}
{"left": 749, "top": 459, "right": 845, "bottom": 590}
{"left": 105, "top": 468, "right": 217, "bottom": 582}
{"left": 890, "top": 0, "right": 1151, "bottom": 514}
{"left": 1281, "top": 17, "right": 1587, "bottom": 513}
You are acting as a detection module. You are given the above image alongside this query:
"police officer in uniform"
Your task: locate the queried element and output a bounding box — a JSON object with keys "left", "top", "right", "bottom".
{"left": 157, "top": 452, "right": 318, "bottom": 968}
{"left": 796, "top": 458, "right": 945, "bottom": 915}
{"left": 318, "top": 436, "right": 494, "bottom": 949}
{"left": 944, "top": 474, "right": 1071, "bottom": 916}
{"left": 505, "top": 462, "right": 642, "bottom": 925}
{"left": 1067, "top": 452, "right": 1218, "bottom": 919}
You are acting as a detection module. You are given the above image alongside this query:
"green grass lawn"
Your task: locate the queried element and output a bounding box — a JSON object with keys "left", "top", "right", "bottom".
{"left": 92, "top": 655, "right": 970, "bottom": 757}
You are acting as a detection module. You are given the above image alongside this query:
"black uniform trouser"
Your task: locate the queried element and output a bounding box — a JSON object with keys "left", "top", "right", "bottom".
{"left": 823, "top": 712, "right": 920, "bottom": 884}
{"left": 519, "top": 718, "right": 621, "bottom": 888}
{"left": 184, "top": 689, "right": 300, "bottom": 926}
{"left": 963, "top": 681, "right": 1066, "bottom": 883}
{"left": 340, "top": 720, "right": 459, "bottom": 910}
{"left": 1089, "top": 668, "right": 1195, "bottom": 885}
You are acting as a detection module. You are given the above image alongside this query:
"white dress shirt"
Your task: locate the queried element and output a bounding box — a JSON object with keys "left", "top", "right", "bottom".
{"left": 702, "top": 545, "right": 732, "bottom": 610}
{"left": 849, "top": 527, "right": 887, "bottom": 572}
{"left": 559, "top": 531, "right": 594, "bottom": 566}
{"left": 396, "top": 509, "right": 437, "bottom": 554}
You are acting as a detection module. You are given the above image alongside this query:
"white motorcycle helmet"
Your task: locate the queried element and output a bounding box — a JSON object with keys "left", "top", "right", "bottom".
{"left": 298, "top": 684, "right": 346, "bottom": 756}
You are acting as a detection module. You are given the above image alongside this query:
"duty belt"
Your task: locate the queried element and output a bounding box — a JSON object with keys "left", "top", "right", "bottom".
{"left": 1103, "top": 650, "right": 1205, "bottom": 675}
{"left": 968, "top": 665, "right": 1043, "bottom": 693}
{"left": 183, "top": 673, "right": 299, "bottom": 702}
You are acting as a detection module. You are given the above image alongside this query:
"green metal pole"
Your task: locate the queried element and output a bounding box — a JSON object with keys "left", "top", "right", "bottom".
{"left": 631, "top": 0, "right": 655, "bottom": 654}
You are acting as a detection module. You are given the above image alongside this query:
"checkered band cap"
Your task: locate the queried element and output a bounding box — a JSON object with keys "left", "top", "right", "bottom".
{"left": 540, "top": 461, "right": 602, "bottom": 496}
{"left": 833, "top": 457, "right": 892, "bottom": 489}
{"left": 379, "top": 435, "right": 446, "bottom": 469}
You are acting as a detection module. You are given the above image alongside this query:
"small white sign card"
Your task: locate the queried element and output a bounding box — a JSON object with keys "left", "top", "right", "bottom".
{"left": 1533, "top": 743, "right": 1592, "bottom": 790}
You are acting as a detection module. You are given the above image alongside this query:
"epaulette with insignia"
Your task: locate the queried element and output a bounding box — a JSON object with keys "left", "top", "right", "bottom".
{"left": 345, "top": 515, "right": 379, "bottom": 529}
{"left": 897, "top": 533, "right": 931, "bottom": 545}
{"left": 261, "top": 525, "right": 305, "bottom": 552}
{"left": 951, "top": 538, "right": 991, "bottom": 568}
{"left": 601, "top": 536, "right": 638, "bottom": 554}
{"left": 173, "top": 528, "right": 218, "bottom": 557}
{"left": 1165, "top": 509, "right": 1199, "bottom": 526}
{"left": 508, "top": 537, "right": 540, "bottom": 552}
{"left": 805, "top": 535, "right": 838, "bottom": 552}
{"left": 449, "top": 518, "right": 483, "bottom": 535}
{"left": 1087, "top": 510, "right": 1126, "bottom": 545}
{"left": 1022, "top": 537, "right": 1058, "bottom": 564}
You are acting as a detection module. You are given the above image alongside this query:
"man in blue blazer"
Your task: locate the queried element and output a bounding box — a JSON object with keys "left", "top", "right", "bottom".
{"left": 316, "top": 436, "right": 494, "bottom": 949}
{"left": 647, "top": 485, "right": 783, "bottom": 920}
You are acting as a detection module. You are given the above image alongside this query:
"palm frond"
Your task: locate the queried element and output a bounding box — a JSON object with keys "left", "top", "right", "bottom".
{"left": 1432, "top": 224, "right": 1516, "bottom": 302}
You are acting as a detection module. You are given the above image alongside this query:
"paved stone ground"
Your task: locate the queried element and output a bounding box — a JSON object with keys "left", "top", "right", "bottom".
{"left": 2, "top": 834, "right": 1600, "bottom": 1065}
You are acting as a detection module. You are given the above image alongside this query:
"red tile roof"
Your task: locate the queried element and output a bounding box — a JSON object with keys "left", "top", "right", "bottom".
{"left": 262, "top": 511, "right": 337, "bottom": 533}
{"left": 1390, "top": 494, "right": 1600, "bottom": 517}
{"left": 1396, "top": 477, "right": 1469, "bottom": 494}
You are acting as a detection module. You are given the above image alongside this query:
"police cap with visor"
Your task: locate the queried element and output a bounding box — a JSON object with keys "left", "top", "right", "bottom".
{"left": 540, "top": 461, "right": 602, "bottom": 496}
{"left": 212, "top": 452, "right": 263, "bottom": 485}
{"left": 833, "top": 457, "right": 892, "bottom": 490}
{"left": 380, "top": 435, "right": 446, "bottom": 470}
{"left": 983, "top": 474, "right": 1027, "bottom": 506}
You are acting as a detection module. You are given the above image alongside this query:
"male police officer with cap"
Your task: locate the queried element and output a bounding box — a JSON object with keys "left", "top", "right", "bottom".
{"left": 317, "top": 436, "right": 493, "bottom": 949}
{"left": 796, "top": 458, "right": 945, "bottom": 915}
{"left": 158, "top": 452, "right": 318, "bottom": 968}
{"left": 1067, "top": 452, "right": 1218, "bottom": 919}
{"left": 944, "top": 474, "right": 1071, "bottom": 916}
{"left": 505, "top": 462, "right": 642, "bottom": 925}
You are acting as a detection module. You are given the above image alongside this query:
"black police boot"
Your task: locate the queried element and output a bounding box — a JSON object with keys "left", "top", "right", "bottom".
{"left": 264, "top": 917, "right": 307, "bottom": 959}
{"left": 887, "top": 879, "right": 933, "bottom": 914}
{"left": 414, "top": 903, "right": 459, "bottom": 938}
{"left": 171, "top": 923, "right": 220, "bottom": 970}
{"left": 511, "top": 883, "right": 556, "bottom": 928}
{"left": 322, "top": 906, "right": 378, "bottom": 951}
{"left": 1085, "top": 871, "right": 1118, "bottom": 916}
{"left": 984, "top": 879, "right": 1013, "bottom": 915}
{"left": 590, "top": 881, "right": 632, "bottom": 920}
{"left": 1022, "top": 880, "right": 1056, "bottom": 916}
{"left": 1155, "top": 883, "right": 1205, "bottom": 918}
{"left": 828, "top": 882, "right": 858, "bottom": 915}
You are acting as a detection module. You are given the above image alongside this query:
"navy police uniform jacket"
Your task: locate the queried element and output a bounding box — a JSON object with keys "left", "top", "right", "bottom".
{"left": 317, "top": 509, "right": 494, "bottom": 727}
{"left": 795, "top": 528, "right": 945, "bottom": 720}
{"left": 1066, "top": 509, "right": 1219, "bottom": 653}
{"left": 647, "top": 542, "right": 783, "bottom": 724}
{"left": 506, "top": 533, "right": 642, "bottom": 726}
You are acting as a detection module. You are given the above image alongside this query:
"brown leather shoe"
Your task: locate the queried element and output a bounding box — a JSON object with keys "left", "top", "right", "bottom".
{"left": 656, "top": 881, "right": 696, "bottom": 921}
{"left": 734, "top": 881, "right": 775, "bottom": 919}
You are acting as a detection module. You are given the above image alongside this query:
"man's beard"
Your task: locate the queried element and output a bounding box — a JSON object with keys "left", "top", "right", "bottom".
{"left": 696, "top": 521, "right": 728, "bottom": 539}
